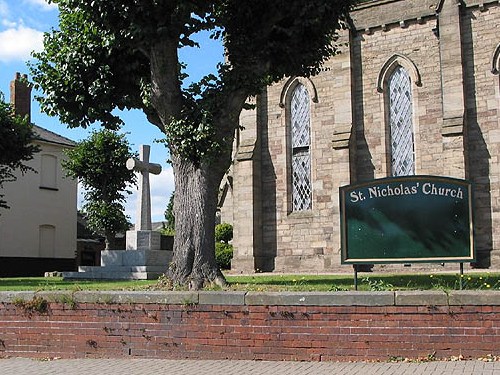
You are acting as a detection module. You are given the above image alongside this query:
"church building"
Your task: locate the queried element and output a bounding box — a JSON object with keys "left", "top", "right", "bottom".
{"left": 219, "top": 0, "right": 500, "bottom": 273}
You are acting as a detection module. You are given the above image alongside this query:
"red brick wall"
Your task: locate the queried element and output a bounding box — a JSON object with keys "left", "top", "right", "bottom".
{"left": 0, "top": 291, "right": 499, "bottom": 361}
{"left": 9, "top": 72, "right": 31, "bottom": 123}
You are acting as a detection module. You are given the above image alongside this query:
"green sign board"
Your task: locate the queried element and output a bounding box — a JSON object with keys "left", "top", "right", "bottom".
{"left": 340, "top": 176, "right": 474, "bottom": 264}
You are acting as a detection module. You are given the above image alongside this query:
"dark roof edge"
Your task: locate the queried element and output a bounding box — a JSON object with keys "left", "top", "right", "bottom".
{"left": 33, "top": 124, "right": 76, "bottom": 147}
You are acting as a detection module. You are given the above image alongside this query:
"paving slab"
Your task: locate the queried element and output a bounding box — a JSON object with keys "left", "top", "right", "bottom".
{"left": 1, "top": 358, "right": 498, "bottom": 375}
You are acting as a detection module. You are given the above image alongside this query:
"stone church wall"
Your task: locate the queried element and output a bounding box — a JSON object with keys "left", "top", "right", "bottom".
{"left": 462, "top": 4, "right": 500, "bottom": 267}
{"left": 226, "top": 0, "right": 500, "bottom": 273}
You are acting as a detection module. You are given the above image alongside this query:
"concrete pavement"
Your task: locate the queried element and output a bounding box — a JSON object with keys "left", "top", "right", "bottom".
{"left": 1, "top": 358, "right": 499, "bottom": 375}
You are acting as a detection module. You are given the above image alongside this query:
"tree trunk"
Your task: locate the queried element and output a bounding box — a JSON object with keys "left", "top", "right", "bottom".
{"left": 147, "top": 39, "right": 247, "bottom": 290}
{"left": 168, "top": 155, "right": 228, "bottom": 290}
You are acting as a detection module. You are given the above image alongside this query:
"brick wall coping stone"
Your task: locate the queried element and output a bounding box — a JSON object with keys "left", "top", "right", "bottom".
{"left": 0, "top": 290, "right": 499, "bottom": 306}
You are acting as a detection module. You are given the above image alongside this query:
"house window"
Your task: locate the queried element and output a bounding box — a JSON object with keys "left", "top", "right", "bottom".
{"left": 290, "top": 83, "right": 312, "bottom": 211}
{"left": 388, "top": 66, "right": 415, "bottom": 176}
{"left": 40, "top": 154, "right": 58, "bottom": 190}
{"left": 39, "top": 225, "right": 56, "bottom": 257}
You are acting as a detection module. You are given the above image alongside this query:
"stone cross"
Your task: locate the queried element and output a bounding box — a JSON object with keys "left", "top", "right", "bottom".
{"left": 126, "top": 145, "right": 162, "bottom": 231}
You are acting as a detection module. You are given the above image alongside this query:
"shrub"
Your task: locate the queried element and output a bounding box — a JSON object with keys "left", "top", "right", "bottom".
{"left": 215, "top": 242, "right": 233, "bottom": 269}
{"left": 164, "top": 192, "right": 175, "bottom": 231}
{"left": 215, "top": 223, "right": 233, "bottom": 243}
{"left": 160, "top": 222, "right": 175, "bottom": 236}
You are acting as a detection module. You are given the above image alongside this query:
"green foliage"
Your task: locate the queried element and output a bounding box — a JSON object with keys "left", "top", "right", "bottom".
{"left": 30, "top": 0, "right": 355, "bottom": 163}
{"left": 62, "top": 129, "right": 136, "bottom": 245}
{"left": 215, "top": 223, "right": 233, "bottom": 243}
{"left": 82, "top": 201, "right": 131, "bottom": 240}
{"left": 362, "top": 277, "right": 394, "bottom": 291}
{"left": 63, "top": 129, "right": 136, "bottom": 200}
{"left": 13, "top": 296, "right": 49, "bottom": 315}
{"left": 0, "top": 93, "right": 40, "bottom": 210}
{"left": 30, "top": 6, "right": 149, "bottom": 129}
{"left": 219, "top": 0, "right": 352, "bottom": 86}
{"left": 164, "top": 191, "right": 175, "bottom": 232}
{"left": 162, "top": 107, "right": 228, "bottom": 165}
{"left": 160, "top": 225, "right": 175, "bottom": 237}
{"left": 215, "top": 223, "right": 233, "bottom": 269}
{"left": 57, "top": 294, "right": 78, "bottom": 309}
{"left": 429, "top": 273, "right": 500, "bottom": 291}
{"left": 215, "top": 242, "right": 233, "bottom": 270}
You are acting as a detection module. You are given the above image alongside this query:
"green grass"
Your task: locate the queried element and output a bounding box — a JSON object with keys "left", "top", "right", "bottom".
{"left": 1, "top": 272, "right": 499, "bottom": 292}
{"left": 226, "top": 273, "right": 500, "bottom": 292}
{"left": 0, "top": 278, "right": 155, "bottom": 292}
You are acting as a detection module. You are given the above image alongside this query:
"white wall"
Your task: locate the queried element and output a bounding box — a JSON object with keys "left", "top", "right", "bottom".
{"left": 0, "top": 141, "right": 77, "bottom": 259}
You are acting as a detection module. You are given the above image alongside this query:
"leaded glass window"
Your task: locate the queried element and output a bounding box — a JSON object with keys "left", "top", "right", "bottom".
{"left": 290, "top": 84, "right": 312, "bottom": 211}
{"left": 389, "top": 66, "right": 415, "bottom": 176}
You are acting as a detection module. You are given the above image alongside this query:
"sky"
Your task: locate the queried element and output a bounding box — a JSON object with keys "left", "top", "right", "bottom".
{"left": 0, "top": 0, "right": 224, "bottom": 223}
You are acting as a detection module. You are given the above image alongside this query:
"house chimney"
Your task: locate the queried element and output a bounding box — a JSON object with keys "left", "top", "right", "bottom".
{"left": 10, "top": 72, "right": 32, "bottom": 123}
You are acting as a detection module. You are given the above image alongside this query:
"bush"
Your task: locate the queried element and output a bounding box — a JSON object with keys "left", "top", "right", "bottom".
{"left": 159, "top": 222, "right": 175, "bottom": 236}
{"left": 215, "top": 223, "right": 233, "bottom": 243}
{"left": 215, "top": 242, "right": 233, "bottom": 269}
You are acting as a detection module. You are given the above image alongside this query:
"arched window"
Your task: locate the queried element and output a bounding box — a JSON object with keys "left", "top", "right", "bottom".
{"left": 493, "top": 43, "right": 500, "bottom": 94}
{"left": 388, "top": 66, "right": 415, "bottom": 176}
{"left": 39, "top": 225, "right": 56, "bottom": 257}
{"left": 40, "top": 154, "right": 58, "bottom": 189}
{"left": 492, "top": 43, "right": 500, "bottom": 75}
{"left": 290, "top": 83, "right": 312, "bottom": 211}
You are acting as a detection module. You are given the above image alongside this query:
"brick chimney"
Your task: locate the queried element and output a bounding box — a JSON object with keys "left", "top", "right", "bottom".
{"left": 10, "top": 72, "right": 32, "bottom": 123}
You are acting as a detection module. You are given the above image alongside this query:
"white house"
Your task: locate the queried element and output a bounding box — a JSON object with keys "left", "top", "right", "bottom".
{"left": 0, "top": 73, "right": 77, "bottom": 276}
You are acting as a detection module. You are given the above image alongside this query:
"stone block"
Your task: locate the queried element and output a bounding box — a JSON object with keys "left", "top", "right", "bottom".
{"left": 126, "top": 230, "right": 161, "bottom": 250}
{"left": 395, "top": 291, "right": 449, "bottom": 306}
{"left": 65, "top": 248, "right": 171, "bottom": 280}
{"left": 121, "top": 250, "right": 172, "bottom": 266}
{"left": 101, "top": 250, "right": 124, "bottom": 266}
{"left": 0, "top": 291, "right": 35, "bottom": 303}
{"left": 80, "top": 265, "right": 165, "bottom": 273}
{"left": 198, "top": 291, "right": 246, "bottom": 305}
{"left": 231, "top": 256, "right": 256, "bottom": 272}
{"left": 245, "top": 291, "right": 394, "bottom": 306}
{"left": 448, "top": 291, "right": 500, "bottom": 306}
{"left": 36, "top": 291, "right": 74, "bottom": 303}
{"left": 64, "top": 269, "right": 165, "bottom": 280}
{"left": 73, "top": 291, "right": 199, "bottom": 305}
{"left": 64, "top": 270, "right": 103, "bottom": 279}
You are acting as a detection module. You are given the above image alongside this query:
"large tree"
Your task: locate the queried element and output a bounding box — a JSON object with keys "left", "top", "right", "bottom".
{"left": 30, "top": 0, "right": 355, "bottom": 289}
{"left": 62, "top": 129, "right": 137, "bottom": 250}
{"left": 0, "top": 93, "right": 39, "bottom": 211}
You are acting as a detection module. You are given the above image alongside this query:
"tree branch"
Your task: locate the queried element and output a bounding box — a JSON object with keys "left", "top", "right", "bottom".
{"left": 149, "top": 38, "right": 184, "bottom": 125}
